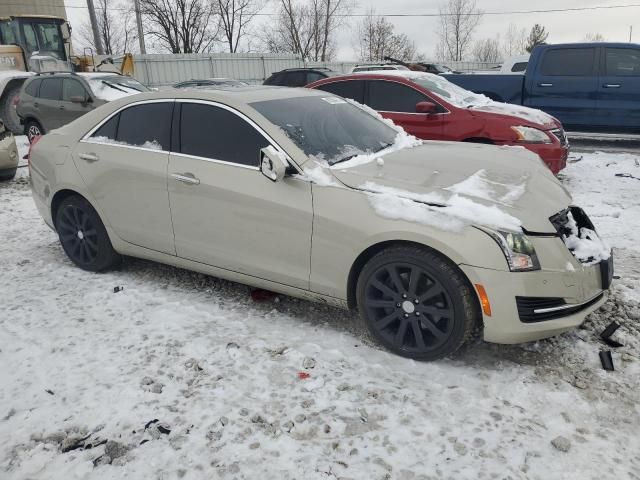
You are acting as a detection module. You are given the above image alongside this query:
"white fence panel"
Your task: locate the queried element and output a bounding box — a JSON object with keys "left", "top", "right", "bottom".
{"left": 127, "top": 54, "right": 503, "bottom": 87}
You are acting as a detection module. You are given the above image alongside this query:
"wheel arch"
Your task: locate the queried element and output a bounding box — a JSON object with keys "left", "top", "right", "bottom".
{"left": 0, "top": 78, "right": 26, "bottom": 101}
{"left": 346, "top": 239, "right": 478, "bottom": 312}
{"left": 463, "top": 137, "right": 495, "bottom": 144}
{"left": 51, "top": 189, "right": 90, "bottom": 228}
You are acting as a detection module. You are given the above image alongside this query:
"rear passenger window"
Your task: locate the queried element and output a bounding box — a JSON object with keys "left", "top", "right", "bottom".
{"left": 92, "top": 114, "right": 119, "bottom": 140}
{"left": 511, "top": 62, "right": 528, "bottom": 73}
{"left": 25, "top": 79, "right": 41, "bottom": 97}
{"left": 180, "top": 103, "right": 269, "bottom": 166}
{"left": 306, "top": 71, "right": 324, "bottom": 84}
{"left": 315, "top": 80, "right": 365, "bottom": 103}
{"left": 605, "top": 48, "right": 640, "bottom": 76}
{"left": 540, "top": 48, "right": 595, "bottom": 76}
{"left": 116, "top": 103, "right": 173, "bottom": 150}
{"left": 39, "top": 78, "right": 62, "bottom": 100}
{"left": 367, "top": 80, "right": 427, "bottom": 113}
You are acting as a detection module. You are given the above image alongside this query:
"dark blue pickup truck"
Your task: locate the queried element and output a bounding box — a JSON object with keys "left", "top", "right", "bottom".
{"left": 447, "top": 43, "right": 640, "bottom": 133}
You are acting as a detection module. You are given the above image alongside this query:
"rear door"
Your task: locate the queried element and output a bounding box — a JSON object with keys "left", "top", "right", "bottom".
{"left": 60, "top": 78, "right": 94, "bottom": 126}
{"left": 168, "top": 101, "right": 313, "bottom": 289}
{"left": 37, "top": 78, "right": 64, "bottom": 131}
{"left": 596, "top": 46, "right": 640, "bottom": 131}
{"left": 74, "top": 101, "right": 176, "bottom": 254}
{"left": 525, "top": 46, "right": 598, "bottom": 128}
{"left": 364, "top": 79, "right": 446, "bottom": 139}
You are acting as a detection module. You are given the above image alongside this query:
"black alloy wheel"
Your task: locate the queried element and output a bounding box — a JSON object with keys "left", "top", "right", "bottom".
{"left": 55, "top": 195, "right": 121, "bottom": 271}
{"left": 357, "top": 246, "right": 479, "bottom": 360}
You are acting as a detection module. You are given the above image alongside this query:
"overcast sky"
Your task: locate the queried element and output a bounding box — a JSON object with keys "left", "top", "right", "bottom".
{"left": 64, "top": 0, "right": 639, "bottom": 60}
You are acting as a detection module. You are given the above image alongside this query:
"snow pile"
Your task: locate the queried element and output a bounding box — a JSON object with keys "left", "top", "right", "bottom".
{"left": 362, "top": 181, "right": 522, "bottom": 232}
{"left": 91, "top": 136, "right": 163, "bottom": 151}
{"left": 445, "top": 169, "right": 528, "bottom": 206}
{"left": 562, "top": 211, "right": 611, "bottom": 264}
{"left": 299, "top": 161, "right": 340, "bottom": 187}
{"left": 473, "top": 102, "right": 555, "bottom": 126}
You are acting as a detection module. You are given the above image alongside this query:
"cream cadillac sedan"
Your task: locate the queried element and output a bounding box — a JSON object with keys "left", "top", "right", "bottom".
{"left": 29, "top": 87, "right": 612, "bottom": 360}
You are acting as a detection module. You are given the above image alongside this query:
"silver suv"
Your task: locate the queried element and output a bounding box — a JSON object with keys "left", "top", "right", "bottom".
{"left": 16, "top": 72, "right": 148, "bottom": 142}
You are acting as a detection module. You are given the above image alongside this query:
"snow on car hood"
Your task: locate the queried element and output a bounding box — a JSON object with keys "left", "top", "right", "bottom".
{"left": 471, "top": 102, "right": 557, "bottom": 128}
{"left": 328, "top": 141, "right": 572, "bottom": 233}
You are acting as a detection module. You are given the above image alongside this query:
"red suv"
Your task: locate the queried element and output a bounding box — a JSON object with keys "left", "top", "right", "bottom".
{"left": 307, "top": 71, "right": 568, "bottom": 174}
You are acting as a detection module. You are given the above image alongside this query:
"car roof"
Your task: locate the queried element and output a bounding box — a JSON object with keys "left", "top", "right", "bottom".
{"left": 113, "top": 85, "right": 331, "bottom": 105}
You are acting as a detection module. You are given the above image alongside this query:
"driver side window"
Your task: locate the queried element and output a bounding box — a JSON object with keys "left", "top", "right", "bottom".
{"left": 179, "top": 103, "right": 270, "bottom": 167}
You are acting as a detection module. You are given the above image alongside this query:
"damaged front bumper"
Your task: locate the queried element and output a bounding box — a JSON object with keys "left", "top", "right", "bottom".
{"left": 461, "top": 206, "right": 612, "bottom": 344}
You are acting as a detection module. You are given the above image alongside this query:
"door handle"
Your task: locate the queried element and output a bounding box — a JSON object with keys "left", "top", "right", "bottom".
{"left": 539, "top": 83, "right": 553, "bottom": 87}
{"left": 33, "top": 102, "right": 39, "bottom": 108}
{"left": 171, "top": 172, "right": 200, "bottom": 185}
{"left": 79, "top": 153, "right": 99, "bottom": 163}
{"left": 59, "top": 105, "right": 65, "bottom": 110}
{"left": 603, "top": 84, "right": 621, "bottom": 88}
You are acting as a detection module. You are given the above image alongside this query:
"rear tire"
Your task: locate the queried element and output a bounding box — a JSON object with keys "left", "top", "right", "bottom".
{"left": 0, "top": 168, "right": 17, "bottom": 181}
{"left": 54, "top": 195, "right": 121, "bottom": 272}
{"left": 24, "top": 119, "right": 44, "bottom": 143}
{"left": 0, "top": 84, "right": 22, "bottom": 134}
{"left": 356, "top": 245, "right": 479, "bottom": 361}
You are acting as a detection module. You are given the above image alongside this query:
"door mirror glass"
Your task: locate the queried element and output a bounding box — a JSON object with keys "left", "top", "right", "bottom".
{"left": 260, "top": 146, "right": 288, "bottom": 182}
{"left": 416, "top": 101, "right": 437, "bottom": 114}
{"left": 69, "top": 95, "right": 86, "bottom": 104}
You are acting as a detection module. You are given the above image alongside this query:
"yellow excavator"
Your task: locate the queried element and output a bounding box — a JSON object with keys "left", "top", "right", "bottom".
{"left": 0, "top": 14, "right": 134, "bottom": 134}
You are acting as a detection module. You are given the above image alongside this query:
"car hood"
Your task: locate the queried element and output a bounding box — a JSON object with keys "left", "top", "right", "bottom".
{"left": 328, "top": 141, "right": 571, "bottom": 233}
{"left": 469, "top": 102, "right": 558, "bottom": 129}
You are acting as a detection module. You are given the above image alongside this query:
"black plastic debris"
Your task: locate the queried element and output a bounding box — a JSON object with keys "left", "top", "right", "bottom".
{"left": 144, "top": 419, "right": 159, "bottom": 430}
{"left": 140, "top": 439, "right": 149, "bottom": 445}
{"left": 599, "top": 351, "right": 615, "bottom": 371}
{"left": 45, "top": 389, "right": 54, "bottom": 395}
{"left": 615, "top": 173, "right": 640, "bottom": 181}
{"left": 157, "top": 424, "right": 171, "bottom": 435}
{"left": 601, "top": 321, "right": 624, "bottom": 348}
{"left": 113, "top": 286, "right": 124, "bottom": 293}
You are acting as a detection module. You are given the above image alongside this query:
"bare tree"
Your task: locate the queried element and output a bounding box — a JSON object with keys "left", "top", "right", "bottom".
{"left": 214, "top": 0, "right": 264, "bottom": 53}
{"left": 78, "top": 0, "right": 136, "bottom": 55}
{"left": 584, "top": 32, "right": 606, "bottom": 42}
{"left": 435, "top": 0, "right": 482, "bottom": 61}
{"left": 261, "top": 0, "right": 350, "bottom": 61}
{"left": 139, "top": 0, "right": 219, "bottom": 53}
{"left": 525, "top": 24, "right": 549, "bottom": 53}
{"left": 472, "top": 36, "right": 501, "bottom": 63}
{"left": 355, "top": 10, "right": 416, "bottom": 62}
{"left": 503, "top": 23, "right": 527, "bottom": 57}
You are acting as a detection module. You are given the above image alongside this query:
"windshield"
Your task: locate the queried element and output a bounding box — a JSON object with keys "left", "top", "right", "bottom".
{"left": 408, "top": 73, "right": 491, "bottom": 108}
{"left": 251, "top": 96, "right": 398, "bottom": 165}
{"left": 86, "top": 76, "right": 149, "bottom": 101}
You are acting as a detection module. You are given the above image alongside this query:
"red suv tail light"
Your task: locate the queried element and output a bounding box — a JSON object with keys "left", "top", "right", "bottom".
{"left": 27, "top": 135, "right": 42, "bottom": 171}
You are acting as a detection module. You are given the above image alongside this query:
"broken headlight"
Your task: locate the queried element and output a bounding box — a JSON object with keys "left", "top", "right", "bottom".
{"left": 488, "top": 230, "right": 541, "bottom": 272}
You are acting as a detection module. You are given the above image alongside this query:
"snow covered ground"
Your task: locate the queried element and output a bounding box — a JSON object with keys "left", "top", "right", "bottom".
{"left": 1, "top": 140, "right": 639, "bottom": 479}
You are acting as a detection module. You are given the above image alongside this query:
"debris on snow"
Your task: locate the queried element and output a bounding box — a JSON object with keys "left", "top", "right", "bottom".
{"left": 551, "top": 436, "right": 571, "bottom": 453}
{"left": 599, "top": 351, "right": 615, "bottom": 371}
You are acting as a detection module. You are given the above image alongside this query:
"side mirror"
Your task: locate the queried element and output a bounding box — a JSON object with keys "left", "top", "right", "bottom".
{"left": 260, "top": 146, "right": 288, "bottom": 182}
{"left": 416, "top": 101, "right": 438, "bottom": 114}
{"left": 70, "top": 95, "right": 88, "bottom": 104}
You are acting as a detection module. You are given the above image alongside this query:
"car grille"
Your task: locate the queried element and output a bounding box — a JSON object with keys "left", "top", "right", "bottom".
{"left": 550, "top": 128, "right": 568, "bottom": 147}
{"left": 516, "top": 294, "right": 604, "bottom": 322}
{"left": 549, "top": 206, "right": 598, "bottom": 262}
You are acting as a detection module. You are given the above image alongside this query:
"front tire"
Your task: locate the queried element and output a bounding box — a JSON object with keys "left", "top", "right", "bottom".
{"left": 1, "top": 84, "right": 22, "bottom": 134}
{"left": 24, "top": 119, "right": 44, "bottom": 143}
{"left": 356, "top": 245, "right": 479, "bottom": 360}
{"left": 55, "top": 195, "right": 121, "bottom": 272}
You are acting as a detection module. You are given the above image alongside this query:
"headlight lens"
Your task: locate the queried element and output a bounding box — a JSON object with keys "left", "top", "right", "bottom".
{"left": 511, "top": 126, "right": 552, "bottom": 144}
{"left": 488, "top": 230, "right": 540, "bottom": 271}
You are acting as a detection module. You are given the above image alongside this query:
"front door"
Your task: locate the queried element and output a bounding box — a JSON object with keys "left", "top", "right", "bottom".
{"left": 60, "top": 78, "right": 94, "bottom": 126}
{"left": 73, "top": 101, "right": 176, "bottom": 255}
{"left": 525, "top": 46, "right": 598, "bottom": 129}
{"left": 596, "top": 46, "right": 640, "bottom": 131}
{"left": 168, "top": 101, "right": 313, "bottom": 289}
{"left": 364, "top": 79, "right": 446, "bottom": 139}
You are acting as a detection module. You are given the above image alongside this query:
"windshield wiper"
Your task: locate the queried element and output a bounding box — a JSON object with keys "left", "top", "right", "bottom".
{"left": 101, "top": 80, "right": 127, "bottom": 93}
{"left": 375, "top": 142, "right": 393, "bottom": 152}
{"left": 115, "top": 82, "right": 143, "bottom": 92}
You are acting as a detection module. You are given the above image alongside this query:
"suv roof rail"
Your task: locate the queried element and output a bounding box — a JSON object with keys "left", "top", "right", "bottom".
{"left": 282, "top": 67, "right": 332, "bottom": 72}
{"left": 35, "top": 70, "right": 77, "bottom": 76}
